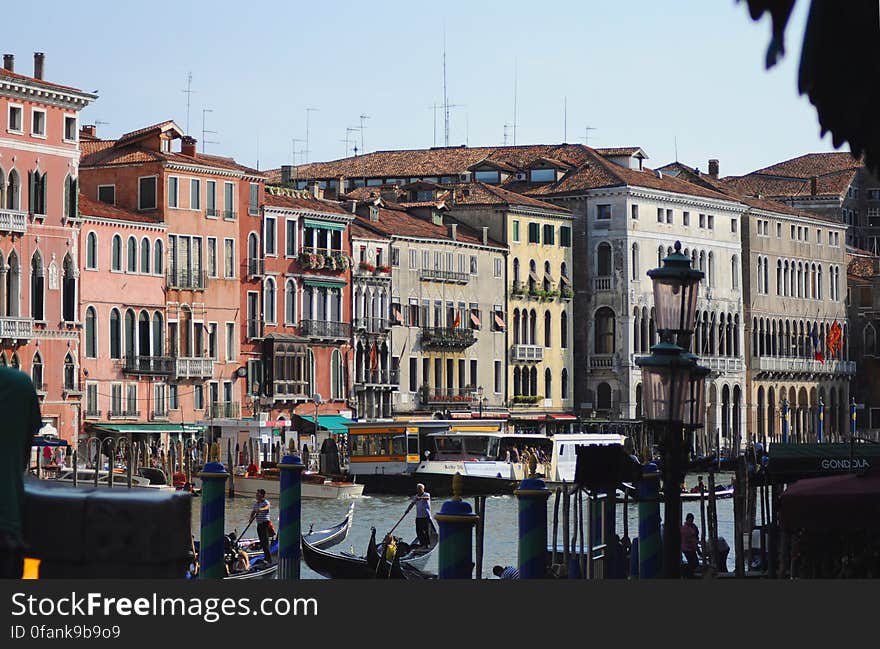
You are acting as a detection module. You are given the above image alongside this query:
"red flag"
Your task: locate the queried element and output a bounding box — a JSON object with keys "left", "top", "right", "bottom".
{"left": 453, "top": 311, "right": 461, "bottom": 328}
{"left": 827, "top": 320, "right": 842, "bottom": 357}
{"left": 369, "top": 343, "right": 378, "bottom": 372}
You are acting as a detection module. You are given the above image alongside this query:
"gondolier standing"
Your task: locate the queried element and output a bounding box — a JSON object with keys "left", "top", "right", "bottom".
{"left": 405, "top": 483, "right": 432, "bottom": 547}
{"left": 249, "top": 489, "right": 273, "bottom": 563}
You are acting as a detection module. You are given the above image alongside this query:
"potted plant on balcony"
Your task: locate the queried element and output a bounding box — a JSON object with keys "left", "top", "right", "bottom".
{"left": 335, "top": 253, "right": 350, "bottom": 270}
{"left": 561, "top": 286, "right": 573, "bottom": 300}
{"left": 511, "top": 280, "right": 524, "bottom": 297}
{"left": 377, "top": 265, "right": 391, "bottom": 274}
{"left": 360, "top": 261, "right": 376, "bottom": 273}
{"left": 546, "top": 289, "right": 560, "bottom": 300}
{"left": 418, "top": 384, "right": 431, "bottom": 403}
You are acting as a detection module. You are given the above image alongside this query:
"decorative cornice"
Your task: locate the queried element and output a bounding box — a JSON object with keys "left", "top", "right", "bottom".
{"left": 0, "top": 80, "right": 96, "bottom": 110}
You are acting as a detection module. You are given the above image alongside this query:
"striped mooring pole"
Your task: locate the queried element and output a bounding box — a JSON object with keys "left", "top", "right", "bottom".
{"left": 515, "top": 477, "right": 550, "bottom": 579}
{"left": 435, "top": 473, "right": 479, "bottom": 579}
{"left": 278, "top": 454, "right": 305, "bottom": 580}
{"left": 817, "top": 397, "right": 824, "bottom": 443}
{"left": 198, "top": 461, "right": 229, "bottom": 579}
{"left": 637, "top": 462, "right": 661, "bottom": 579}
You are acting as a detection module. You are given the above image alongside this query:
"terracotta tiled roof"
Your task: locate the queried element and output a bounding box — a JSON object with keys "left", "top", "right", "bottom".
{"left": 79, "top": 139, "right": 115, "bottom": 158}
{"left": 262, "top": 188, "right": 351, "bottom": 215}
{"left": 749, "top": 152, "right": 862, "bottom": 178}
{"left": 350, "top": 221, "right": 388, "bottom": 241}
{"left": 116, "top": 120, "right": 181, "bottom": 146}
{"left": 723, "top": 168, "right": 857, "bottom": 200}
{"left": 847, "top": 251, "right": 878, "bottom": 279}
{"left": 353, "top": 206, "right": 504, "bottom": 249}
{"left": 594, "top": 147, "right": 646, "bottom": 157}
{"left": 78, "top": 194, "right": 162, "bottom": 224}
{"left": 451, "top": 182, "right": 570, "bottom": 213}
{"left": 342, "top": 185, "right": 405, "bottom": 202}
{"left": 0, "top": 67, "right": 89, "bottom": 94}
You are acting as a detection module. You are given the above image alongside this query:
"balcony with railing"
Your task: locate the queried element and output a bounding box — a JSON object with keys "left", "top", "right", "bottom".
{"left": 209, "top": 401, "right": 241, "bottom": 418}
{"left": 420, "top": 327, "right": 476, "bottom": 350}
{"left": 419, "top": 268, "right": 470, "bottom": 284}
{"left": 272, "top": 380, "right": 309, "bottom": 401}
{"left": 109, "top": 408, "right": 140, "bottom": 419}
{"left": 355, "top": 368, "right": 399, "bottom": 388}
{"left": 223, "top": 210, "right": 237, "bottom": 221}
{"left": 419, "top": 387, "right": 477, "bottom": 406}
{"left": 0, "top": 208, "right": 27, "bottom": 234}
{"left": 592, "top": 276, "right": 612, "bottom": 292}
{"left": 166, "top": 270, "right": 207, "bottom": 291}
{"left": 0, "top": 316, "right": 33, "bottom": 340}
{"left": 174, "top": 357, "right": 215, "bottom": 379}
{"left": 590, "top": 354, "right": 614, "bottom": 369}
{"left": 512, "top": 344, "right": 544, "bottom": 362}
{"left": 247, "top": 258, "right": 265, "bottom": 278}
{"left": 353, "top": 317, "right": 390, "bottom": 334}
{"left": 300, "top": 319, "right": 351, "bottom": 340}
{"left": 298, "top": 248, "right": 349, "bottom": 273}
{"left": 123, "top": 355, "right": 174, "bottom": 375}
{"left": 353, "top": 262, "right": 392, "bottom": 277}
{"left": 703, "top": 356, "right": 744, "bottom": 374}
{"left": 755, "top": 356, "right": 856, "bottom": 376}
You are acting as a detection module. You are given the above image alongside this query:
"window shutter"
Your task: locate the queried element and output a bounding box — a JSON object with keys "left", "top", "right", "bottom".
{"left": 28, "top": 171, "right": 34, "bottom": 213}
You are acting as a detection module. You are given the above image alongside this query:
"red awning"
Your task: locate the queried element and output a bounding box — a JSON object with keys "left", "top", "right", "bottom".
{"left": 550, "top": 414, "right": 577, "bottom": 420}
{"left": 394, "top": 308, "right": 404, "bottom": 323}
{"left": 470, "top": 312, "right": 481, "bottom": 327}
{"left": 494, "top": 313, "right": 505, "bottom": 329}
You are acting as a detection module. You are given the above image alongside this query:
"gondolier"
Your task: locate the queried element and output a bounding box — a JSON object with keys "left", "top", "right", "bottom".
{"left": 405, "top": 483, "right": 432, "bottom": 547}
{"left": 249, "top": 489, "right": 273, "bottom": 563}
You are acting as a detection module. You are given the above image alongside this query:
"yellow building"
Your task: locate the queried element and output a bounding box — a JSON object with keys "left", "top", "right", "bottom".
{"left": 450, "top": 182, "right": 575, "bottom": 432}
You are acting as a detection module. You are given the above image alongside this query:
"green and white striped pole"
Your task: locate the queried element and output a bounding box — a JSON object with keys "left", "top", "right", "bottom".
{"left": 435, "top": 474, "right": 479, "bottom": 579}
{"left": 515, "top": 477, "right": 550, "bottom": 579}
{"left": 198, "top": 461, "right": 228, "bottom": 579}
{"left": 278, "top": 454, "right": 305, "bottom": 580}
{"left": 637, "top": 462, "right": 661, "bottom": 579}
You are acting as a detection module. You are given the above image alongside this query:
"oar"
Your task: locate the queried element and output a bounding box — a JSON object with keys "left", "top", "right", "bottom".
{"left": 235, "top": 518, "right": 255, "bottom": 549}
{"left": 388, "top": 503, "right": 412, "bottom": 536}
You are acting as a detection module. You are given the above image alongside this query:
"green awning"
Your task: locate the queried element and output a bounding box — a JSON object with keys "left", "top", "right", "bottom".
{"left": 303, "top": 218, "right": 346, "bottom": 231}
{"left": 299, "top": 415, "right": 352, "bottom": 434}
{"left": 768, "top": 442, "right": 880, "bottom": 482}
{"left": 303, "top": 277, "right": 346, "bottom": 288}
{"left": 88, "top": 423, "right": 205, "bottom": 435}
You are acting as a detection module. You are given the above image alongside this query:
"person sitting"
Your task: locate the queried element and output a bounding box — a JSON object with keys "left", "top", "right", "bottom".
{"left": 492, "top": 564, "right": 520, "bottom": 579}
{"left": 246, "top": 462, "right": 258, "bottom": 477}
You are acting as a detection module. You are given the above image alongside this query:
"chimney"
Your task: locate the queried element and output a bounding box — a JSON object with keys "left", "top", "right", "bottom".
{"left": 280, "top": 165, "right": 293, "bottom": 186}
{"left": 181, "top": 135, "right": 197, "bottom": 158}
{"left": 309, "top": 180, "right": 323, "bottom": 200}
{"left": 810, "top": 176, "right": 818, "bottom": 196}
{"left": 2, "top": 54, "right": 13, "bottom": 72}
{"left": 708, "top": 159, "right": 719, "bottom": 179}
{"left": 449, "top": 223, "right": 458, "bottom": 240}
{"left": 482, "top": 226, "right": 489, "bottom": 245}
{"left": 80, "top": 124, "right": 96, "bottom": 139}
{"left": 33, "top": 52, "right": 44, "bottom": 80}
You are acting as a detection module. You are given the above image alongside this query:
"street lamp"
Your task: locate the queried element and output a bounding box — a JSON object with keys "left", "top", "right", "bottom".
{"left": 477, "top": 386, "right": 484, "bottom": 417}
{"left": 636, "top": 240, "right": 704, "bottom": 579}
{"left": 311, "top": 393, "right": 323, "bottom": 453}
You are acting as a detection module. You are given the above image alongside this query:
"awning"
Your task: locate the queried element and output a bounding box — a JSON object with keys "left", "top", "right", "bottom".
{"left": 299, "top": 415, "right": 353, "bottom": 434}
{"left": 767, "top": 443, "right": 880, "bottom": 482}
{"left": 780, "top": 472, "right": 880, "bottom": 532}
{"left": 529, "top": 270, "right": 540, "bottom": 283}
{"left": 303, "top": 218, "right": 346, "bottom": 231}
{"left": 303, "top": 277, "right": 346, "bottom": 288}
{"left": 470, "top": 312, "right": 481, "bottom": 327}
{"left": 88, "top": 423, "right": 205, "bottom": 435}
{"left": 560, "top": 274, "right": 571, "bottom": 286}
{"left": 550, "top": 414, "right": 577, "bottom": 420}
{"left": 494, "top": 313, "right": 505, "bottom": 329}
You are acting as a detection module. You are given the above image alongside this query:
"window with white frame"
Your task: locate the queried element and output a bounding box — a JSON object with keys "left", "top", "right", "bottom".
{"left": 190, "top": 179, "right": 201, "bottom": 210}
{"left": 169, "top": 384, "right": 178, "bottom": 410}
{"left": 64, "top": 115, "right": 77, "bottom": 142}
{"left": 264, "top": 216, "right": 277, "bottom": 255}
{"left": 206, "top": 180, "right": 217, "bottom": 217}
{"left": 86, "top": 233, "right": 98, "bottom": 270}
{"left": 494, "top": 258, "right": 503, "bottom": 278}
{"left": 86, "top": 383, "right": 98, "bottom": 416}
{"left": 249, "top": 183, "right": 260, "bottom": 216}
{"left": 224, "top": 239, "right": 235, "bottom": 278}
{"left": 206, "top": 237, "right": 217, "bottom": 277}
{"left": 409, "top": 249, "right": 417, "bottom": 269}
{"left": 666, "top": 209, "right": 673, "bottom": 224}
{"left": 223, "top": 182, "right": 235, "bottom": 219}
{"left": 167, "top": 177, "right": 179, "bottom": 208}
{"left": 286, "top": 219, "right": 297, "bottom": 256}
{"left": 31, "top": 108, "right": 46, "bottom": 137}
{"left": 7, "top": 104, "right": 22, "bottom": 133}
{"left": 682, "top": 211, "right": 690, "bottom": 226}
{"left": 631, "top": 205, "right": 639, "bottom": 220}
{"left": 138, "top": 177, "right": 157, "bottom": 210}
{"left": 226, "top": 322, "right": 235, "bottom": 361}
{"left": 707, "top": 214, "right": 714, "bottom": 230}
{"left": 194, "top": 384, "right": 204, "bottom": 410}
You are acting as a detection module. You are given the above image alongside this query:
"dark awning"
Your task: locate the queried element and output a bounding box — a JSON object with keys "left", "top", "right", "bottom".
{"left": 767, "top": 443, "right": 880, "bottom": 482}
{"left": 780, "top": 472, "right": 880, "bottom": 531}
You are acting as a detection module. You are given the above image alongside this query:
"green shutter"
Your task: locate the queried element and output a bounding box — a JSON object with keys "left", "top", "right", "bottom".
{"left": 28, "top": 171, "right": 35, "bottom": 214}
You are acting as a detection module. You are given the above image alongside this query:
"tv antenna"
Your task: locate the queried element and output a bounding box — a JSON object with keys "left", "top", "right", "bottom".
{"left": 182, "top": 72, "right": 196, "bottom": 134}
{"left": 291, "top": 137, "right": 306, "bottom": 166}
{"left": 358, "top": 114, "right": 370, "bottom": 153}
{"left": 341, "top": 127, "right": 359, "bottom": 157}
{"left": 580, "top": 126, "right": 598, "bottom": 146}
{"left": 201, "top": 109, "right": 219, "bottom": 154}
{"left": 305, "top": 107, "right": 319, "bottom": 163}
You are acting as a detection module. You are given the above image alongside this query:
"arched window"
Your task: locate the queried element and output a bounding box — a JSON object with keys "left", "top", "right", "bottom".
{"left": 866, "top": 324, "right": 878, "bottom": 356}
{"left": 776, "top": 259, "right": 782, "bottom": 295}
{"left": 264, "top": 277, "right": 276, "bottom": 323}
{"left": 731, "top": 255, "right": 738, "bottom": 289}
{"left": 512, "top": 258, "right": 520, "bottom": 284}
{"left": 5, "top": 251, "right": 19, "bottom": 317}
{"left": 513, "top": 367, "right": 521, "bottom": 396}
{"left": 631, "top": 243, "right": 639, "bottom": 280}
{"left": 544, "top": 368, "right": 552, "bottom": 399}
{"left": 30, "top": 251, "right": 43, "bottom": 320}
{"left": 817, "top": 265, "right": 823, "bottom": 300}
{"left": 62, "top": 253, "right": 76, "bottom": 322}
{"left": 513, "top": 309, "right": 520, "bottom": 345}
{"left": 153, "top": 312, "right": 164, "bottom": 356}
{"left": 86, "top": 232, "right": 98, "bottom": 269}
{"left": 596, "top": 382, "right": 612, "bottom": 411}
{"left": 124, "top": 309, "right": 136, "bottom": 358}
{"left": 140, "top": 237, "right": 151, "bottom": 274}
{"left": 127, "top": 236, "right": 137, "bottom": 273}
{"left": 528, "top": 259, "right": 536, "bottom": 293}
{"left": 594, "top": 307, "right": 616, "bottom": 354}
{"left": 63, "top": 175, "right": 77, "bottom": 219}
{"left": 544, "top": 310, "right": 551, "bottom": 347}
{"left": 248, "top": 232, "right": 259, "bottom": 275}
{"left": 306, "top": 349, "right": 315, "bottom": 397}
{"left": 109, "top": 308, "right": 121, "bottom": 359}
{"left": 6, "top": 170, "right": 20, "bottom": 210}
{"left": 530, "top": 366, "right": 538, "bottom": 396}
{"left": 85, "top": 307, "right": 97, "bottom": 358}
{"left": 561, "top": 368, "right": 569, "bottom": 400}
{"left": 154, "top": 240, "right": 163, "bottom": 275}
{"left": 561, "top": 311, "right": 568, "bottom": 349}
{"left": 543, "top": 260, "right": 552, "bottom": 292}
{"left": 597, "top": 242, "right": 612, "bottom": 276}
{"left": 285, "top": 279, "right": 297, "bottom": 324}
{"left": 331, "top": 349, "right": 344, "bottom": 399}
{"left": 64, "top": 353, "right": 76, "bottom": 390}
{"left": 708, "top": 252, "right": 715, "bottom": 287}
{"left": 32, "top": 352, "right": 43, "bottom": 390}
{"left": 111, "top": 235, "right": 122, "bottom": 271}
{"left": 529, "top": 309, "right": 537, "bottom": 345}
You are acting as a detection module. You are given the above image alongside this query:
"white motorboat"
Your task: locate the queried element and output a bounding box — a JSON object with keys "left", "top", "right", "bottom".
{"left": 51, "top": 467, "right": 176, "bottom": 491}
{"left": 195, "top": 471, "right": 364, "bottom": 499}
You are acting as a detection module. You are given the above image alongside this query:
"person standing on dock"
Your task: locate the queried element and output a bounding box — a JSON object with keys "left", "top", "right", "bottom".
{"left": 0, "top": 367, "right": 42, "bottom": 578}
{"left": 681, "top": 513, "right": 701, "bottom": 577}
{"left": 405, "top": 483, "right": 432, "bottom": 547}
{"left": 249, "top": 488, "right": 273, "bottom": 563}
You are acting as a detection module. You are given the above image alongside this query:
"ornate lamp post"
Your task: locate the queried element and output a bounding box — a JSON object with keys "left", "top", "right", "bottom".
{"left": 636, "top": 241, "right": 704, "bottom": 579}
{"left": 477, "top": 385, "right": 484, "bottom": 418}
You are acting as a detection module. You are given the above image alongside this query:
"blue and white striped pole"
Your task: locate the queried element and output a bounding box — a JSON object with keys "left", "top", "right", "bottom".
{"left": 817, "top": 397, "right": 824, "bottom": 443}
{"left": 781, "top": 398, "right": 789, "bottom": 444}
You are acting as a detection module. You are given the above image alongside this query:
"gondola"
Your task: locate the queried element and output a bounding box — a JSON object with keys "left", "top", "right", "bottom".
{"left": 189, "top": 503, "right": 356, "bottom": 579}
{"left": 615, "top": 483, "right": 735, "bottom": 503}
{"left": 302, "top": 518, "right": 437, "bottom": 580}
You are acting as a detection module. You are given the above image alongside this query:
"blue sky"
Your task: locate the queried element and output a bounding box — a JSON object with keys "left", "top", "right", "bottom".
{"left": 3, "top": 0, "right": 840, "bottom": 175}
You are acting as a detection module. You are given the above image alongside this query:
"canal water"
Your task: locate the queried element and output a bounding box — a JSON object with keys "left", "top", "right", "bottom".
{"left": 191, "top": 473, "right": 738, "bottom": 578}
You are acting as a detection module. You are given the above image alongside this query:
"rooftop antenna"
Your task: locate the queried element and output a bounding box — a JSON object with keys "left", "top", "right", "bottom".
{"left": 201, "top": 109, "right": 218, "bottom": 154}
{"left": 428, "top": 104, "right": 439, "bottom": 146}
{"left": 442, "top": 26, "right": 451, "bottom": 146}
{"left": 341, "top": 127, "right": 359, "bottom": 157}
{"left": 305, "top": 107, "right": 319, "bottom": 163}
{"left": 181, "top": 72, "right": 196, "bottom": 135}
{"left": 291, "top": 137, "right": 305, "bottom": 166}
{"left": 674, "top": 136, "right": 679, "bottom": 162}
{"left": 580, "top": 126, "right": 597, "bottom": 147}
{"left": 359, "top": 114, "right": 370, "bottom": 153}
{"left": 465, "top": 109, "right": 469, "bottom": 146}
{"left": 503, "top": 123, "right": 512, "bottom": 146}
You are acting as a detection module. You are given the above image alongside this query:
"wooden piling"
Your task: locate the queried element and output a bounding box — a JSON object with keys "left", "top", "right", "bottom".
{"left": 551, "top": 487, "right": 560, "bottom": 570}
{"left": 707, "top": 471, "right": 719, "bottom": 571}
{"left": 734, "top": 456, "right": 746, "bottom": 577}
{"left": 474, "top": 496, "right": 486, "bottom": 580}
{"left": 227, "top": 439, "right": 235, "bottom": 498}
{"left": 578, "top": 489, "right": 586, "bottom": 579}
{"left": 561, "top": 482, "right": 570, "bottom": 578}
{"left": 72, "top": 450, "right": 78, "bottom": 487}
{"left": 699, "top": 482, "right": 707, "bottom": 567}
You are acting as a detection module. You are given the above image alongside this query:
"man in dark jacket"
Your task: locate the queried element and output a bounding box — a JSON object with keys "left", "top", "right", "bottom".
{"left": 0, "top": 368, "right": 43, "bottom": 578}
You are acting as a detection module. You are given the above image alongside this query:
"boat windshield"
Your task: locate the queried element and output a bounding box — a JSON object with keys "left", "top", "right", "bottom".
{"left": 350, "top": 433, "right": 407, "bottom": 458}
{"left": 432, "top": 435, "right": 498, "bottom": 460}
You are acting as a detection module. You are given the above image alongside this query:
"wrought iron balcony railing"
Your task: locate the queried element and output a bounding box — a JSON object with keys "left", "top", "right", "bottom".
{"left": 123, "top": 355, "right": 174, "bottom": 375}
{"left": 420, "top": 326, "right": 475, "bottom": 350}
{"left": 299, "top": 319, "right": 351, "bottom": 340}
{"left": 166, "top": 270, "right": 207, "bottom": 290}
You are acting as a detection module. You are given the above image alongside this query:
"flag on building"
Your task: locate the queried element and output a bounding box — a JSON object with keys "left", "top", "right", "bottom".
{"left": 453, "top": 311, "right": 461, "bottom": 328}
{"left": 811, "top": 323, "right": 824, "bottom": 363}
{"left": 369, "top": 343, "right": 378, "bottom": 372}
{"left": 827, "top": 320, "right": 842, "bottom": 357}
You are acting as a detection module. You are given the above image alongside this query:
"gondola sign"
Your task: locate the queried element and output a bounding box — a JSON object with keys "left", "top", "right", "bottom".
{"left": 767, "top": 443, "right": 880, "bottom": 481}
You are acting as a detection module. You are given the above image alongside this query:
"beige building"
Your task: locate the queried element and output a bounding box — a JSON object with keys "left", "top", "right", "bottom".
{"left": 449, "top": 182, "right": 574, "bottom": 430}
